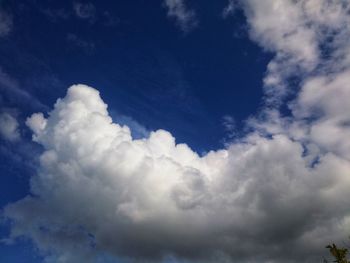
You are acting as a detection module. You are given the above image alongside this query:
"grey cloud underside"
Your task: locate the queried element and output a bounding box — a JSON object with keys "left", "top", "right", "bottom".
{"left": 4, "top": 0, "right": 350, "bottom": 263}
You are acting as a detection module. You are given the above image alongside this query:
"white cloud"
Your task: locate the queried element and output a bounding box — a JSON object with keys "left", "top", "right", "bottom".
{"left": 163, "top": 0, "right": 198, "bottom": 33}
{"left": 4, "top": 1, "right": 350, "bottom": 262}
{"left": 243, "top": 0, "right": 319, "bottom": 66}
{"left": 0, "top": 110, "right": 20, "bottom": 142}
{"left": 4, "top": 84, "right": 350, "bottom": 262}
{"left": 292, "top": 69, "right": 350, "bottom": 159}
{"left": 25, "top": 112, "right": 46, "bottom": 140}
{"left": 237, "top": 0, "right": 350, "bottom": 160}
{"left": 0, "top": 8, "right": 12, "bottom": 37}
{"left": 234, "top": 0, "right": 350, "bottom": 106}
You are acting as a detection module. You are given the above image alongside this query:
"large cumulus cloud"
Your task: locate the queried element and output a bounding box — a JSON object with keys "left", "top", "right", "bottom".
{"left": 4, "top": 84, "right": 350, "bottom": 262}
{"left": 4, "top": 0, "right": 350, "bottom": 262}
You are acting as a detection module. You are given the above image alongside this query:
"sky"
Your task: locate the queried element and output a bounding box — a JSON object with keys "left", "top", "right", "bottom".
{"left": 0, "top": 0, "right": 350, "bottom": 262}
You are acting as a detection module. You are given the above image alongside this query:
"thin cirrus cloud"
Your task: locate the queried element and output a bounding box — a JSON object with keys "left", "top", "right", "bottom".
{"left": 3, "top": 0, "right": 350, "bottom": 263}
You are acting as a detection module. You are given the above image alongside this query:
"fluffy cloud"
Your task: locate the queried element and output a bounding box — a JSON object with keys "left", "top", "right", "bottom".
{"left": 0, "top": 110, "right": 20, "bottom": 141}
{"left": 237, "top": 0, "right": 350, "bottom": 161}
{"left": 4, "top": 84, "right": 350, "bottom": 263}
{"left": 292, "top": 69, "right": 350, "bottom": 159}
{"left": 242, "top": 0, "right": 319, "bottom": 66}
{"left": 4, "top": 1, "right": 350, "bottom": 262}
{"left": 237, "top": 0, "right": 350, "bottom": 104}
{"left": 163, "top": 0, "right": 198, "bottom": 33}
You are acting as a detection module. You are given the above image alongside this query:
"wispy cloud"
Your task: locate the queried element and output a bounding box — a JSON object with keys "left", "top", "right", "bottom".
{"left": 163, "top": 0, "right": 198, "bottom": 33}
{"left": 221, "top": 115, "right": 237, "bottom": 145}
{"left": 67, "top": 33, "right": 95, "bottom": 54}
{"left": 0, "top": 110, "right": 20, "bottom": 142}
{"left": 0, "top": 8, "right": 13, "bottom": 37}
{"left": 0, "top": 67, "right": 47, "bottom": 111}
{"left": 73, "top": 2, "right": 96, "bottom": 23}
{"left": 222, "top": 0, "right": 238, "bottom": 18}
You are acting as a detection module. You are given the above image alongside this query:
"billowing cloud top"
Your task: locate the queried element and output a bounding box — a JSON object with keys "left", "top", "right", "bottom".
{"left": 5, "top": 83, "right": 350, "bottom": 262}
{"left": 4, "top": 0, "right": 350, "bottom": 262}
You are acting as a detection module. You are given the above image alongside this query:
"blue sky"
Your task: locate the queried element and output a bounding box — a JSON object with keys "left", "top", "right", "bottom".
{"left": 1, "top": 1, "right": 350, "bottom": 263}
{"left": 0, "top": 0, "right": 270, "bottom": 151}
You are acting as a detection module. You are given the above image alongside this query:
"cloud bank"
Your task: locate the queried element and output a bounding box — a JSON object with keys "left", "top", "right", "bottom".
{"left": 4, "top": 0, "right": 350, "bottom": 262}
